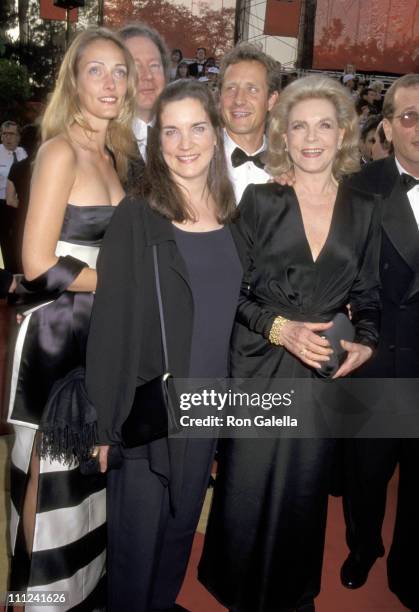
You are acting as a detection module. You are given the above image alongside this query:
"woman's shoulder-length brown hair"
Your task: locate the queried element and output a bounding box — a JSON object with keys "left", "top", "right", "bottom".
{"left": 139, "top": 79, "right": 236, "bottom": 224}
{"left": 266, "top": 74, "right": 360, "bottom": 181}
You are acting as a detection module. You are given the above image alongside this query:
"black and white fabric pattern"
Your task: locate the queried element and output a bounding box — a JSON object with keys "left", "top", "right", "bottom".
{"left": 7, "top": 204, "right": 115, "bottom": 610}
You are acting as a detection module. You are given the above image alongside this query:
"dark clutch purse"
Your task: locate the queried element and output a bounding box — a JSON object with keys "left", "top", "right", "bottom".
{"left": 121, "top": 245, "right": 182, "bottom": 449}
{"left": 121, "top": 373, "right": 181, "bottom": 448}
{"left": 316, "top": 312, "right": 355, "bottom": 378}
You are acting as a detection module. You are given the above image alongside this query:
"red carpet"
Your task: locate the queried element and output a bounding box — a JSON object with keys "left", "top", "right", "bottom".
{"left": 178, "top": 472, "right": 407, "bottom": 611}
{"left": 0, "top": 302, "right": 408, "bottom": 611}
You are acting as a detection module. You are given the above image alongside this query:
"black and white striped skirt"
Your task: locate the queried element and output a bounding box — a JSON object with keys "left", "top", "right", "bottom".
{"left": 9, "top": 424, "right": 106, "bottom": 611}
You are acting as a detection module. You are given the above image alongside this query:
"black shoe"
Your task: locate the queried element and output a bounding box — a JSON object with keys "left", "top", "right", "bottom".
{"left": 340, "top": 553, "right": 375, "bottom": 589}
{"left": 171, "top": 605, "right": 190, "bottom": 612}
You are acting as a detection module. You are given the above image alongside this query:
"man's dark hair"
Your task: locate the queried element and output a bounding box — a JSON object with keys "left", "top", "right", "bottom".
{"left": 119, "top": 23, "right": 170, "bottom": 83}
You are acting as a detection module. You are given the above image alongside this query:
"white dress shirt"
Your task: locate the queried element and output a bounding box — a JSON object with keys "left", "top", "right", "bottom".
{"left": 223, "top": 130, "right": 271, "bottom": 204}
{"left": 395, "top": 157, "right": 419, "bottom": 228}
{"left": 132, "top": 117, "right": 153, "bottom": 161}
{"left": 0, "top": 144, "right": 27, "bottom": 200}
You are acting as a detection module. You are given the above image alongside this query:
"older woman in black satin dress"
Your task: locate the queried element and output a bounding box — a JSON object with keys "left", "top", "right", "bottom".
{"left": 199, "top": 75, "right": 381, "bottom": 612}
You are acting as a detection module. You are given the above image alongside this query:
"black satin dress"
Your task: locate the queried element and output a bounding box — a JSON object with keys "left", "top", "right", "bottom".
{"left": 8, "top": 204, "right": 115, "bottom": 610}
{"left": 198, "top": 183, "right": 381, "bottom": 612}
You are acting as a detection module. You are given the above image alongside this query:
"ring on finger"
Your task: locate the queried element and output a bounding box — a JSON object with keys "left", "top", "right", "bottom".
{"left": 299, "top": 347, "right": 307, "bottom": 357}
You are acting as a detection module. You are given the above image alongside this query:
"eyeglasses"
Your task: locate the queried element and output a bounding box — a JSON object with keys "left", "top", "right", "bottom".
{"left": 394, "top": 110, "right": 419, "bottom": 128}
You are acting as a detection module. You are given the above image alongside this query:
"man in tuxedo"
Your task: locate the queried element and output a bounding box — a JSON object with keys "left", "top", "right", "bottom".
{"left": 342, "top": 73, "right": 419, "bottom": 612}
{"left": 219, "top": 43, "right": 279, "bottom": 203}
{"left": 119, "top": 24, "right": 169, "bottom": 162}
{"left": 189, "top": 47, "right": 207, "bottom": 78}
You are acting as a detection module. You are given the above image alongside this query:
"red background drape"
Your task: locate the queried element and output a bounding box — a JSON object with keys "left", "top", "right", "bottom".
{"left": 313, "top": 0, "right": 419, "bottom": 74}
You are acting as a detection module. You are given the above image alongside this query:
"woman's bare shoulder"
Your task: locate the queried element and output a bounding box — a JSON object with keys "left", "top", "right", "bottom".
{"left": 36, "top": 135, "right": 77, "bottom": 169}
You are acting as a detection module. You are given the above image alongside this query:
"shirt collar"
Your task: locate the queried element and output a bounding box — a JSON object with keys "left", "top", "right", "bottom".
{"left": 0, "top": 144, "right": 17, "bottom": 155}
{"left": 223, "top": 129, "right": 266, "bottom": 159}
{"left": 132, "top": 116, "right": 154, "bottom": 142}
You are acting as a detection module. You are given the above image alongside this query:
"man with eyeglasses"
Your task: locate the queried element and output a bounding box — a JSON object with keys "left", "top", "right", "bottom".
{"left": 0, "top": 121, "right": 27, "bottom": 270}
{"left": 341, "top": 74, "right": 419, "bottom": 612}
{"left": 119, "top": 24, "right": 169, "bottom": 164}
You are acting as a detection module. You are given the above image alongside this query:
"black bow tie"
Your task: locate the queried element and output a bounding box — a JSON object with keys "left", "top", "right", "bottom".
{"left": 231, "top": 147, "right": 265, "bottom": 170}
{"left": 401, "top": 173, "right": 419, "bottom": 191}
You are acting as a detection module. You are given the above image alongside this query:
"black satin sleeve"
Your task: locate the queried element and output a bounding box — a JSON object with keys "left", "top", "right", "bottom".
{"left": 12, "top": 255, "right": 88, "bottom": 306}
{"left": 349, "top": 197, "right": 382, "bottom": 348}
{"left": 235, "top": 185, "right": 276, "bottom": 336}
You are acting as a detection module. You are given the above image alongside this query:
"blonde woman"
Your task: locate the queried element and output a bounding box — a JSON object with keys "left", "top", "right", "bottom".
{"left": 7, "top": 28, "right": 136, "bottom": 609}
{"left": 199, "top": 75, "right": 381, "bottom": 612}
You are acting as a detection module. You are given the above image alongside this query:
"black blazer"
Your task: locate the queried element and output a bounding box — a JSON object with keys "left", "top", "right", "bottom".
{"left": 85, "top": 197, "right": 244, "bottom": 508}
{"left": 349, "top": 156, "right": 419, "bottom": 376}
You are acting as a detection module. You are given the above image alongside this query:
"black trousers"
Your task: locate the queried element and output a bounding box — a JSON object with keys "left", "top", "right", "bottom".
{"left": 106, "top": 438, "right": 216, "bottom": 612}
{"left": 343, "top": 438, "right": 419, "bottom": 610}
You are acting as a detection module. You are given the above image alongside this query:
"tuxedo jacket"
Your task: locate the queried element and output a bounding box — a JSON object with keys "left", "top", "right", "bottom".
{"left": 189, "top": 60, "right": 206, "bottom": 78}
{"left": 349, "top": 156, "right": 419, "bottom": 377}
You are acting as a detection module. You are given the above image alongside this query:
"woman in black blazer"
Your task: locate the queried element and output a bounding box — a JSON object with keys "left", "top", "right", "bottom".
{"left": 86, "top": 80, "right": 243, "bottom": 611}
{"left": 198, "top": 75, "right": 381, "bottom": 612}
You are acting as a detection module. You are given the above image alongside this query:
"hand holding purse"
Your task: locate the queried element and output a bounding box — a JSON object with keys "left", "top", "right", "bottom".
{"left": 316, "top": 312, "right": 355, "bottom": 378}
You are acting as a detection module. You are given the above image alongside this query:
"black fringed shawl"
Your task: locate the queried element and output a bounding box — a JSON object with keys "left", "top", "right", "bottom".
{"left": 16, "top": 255, "right": 97, "bottom": 463}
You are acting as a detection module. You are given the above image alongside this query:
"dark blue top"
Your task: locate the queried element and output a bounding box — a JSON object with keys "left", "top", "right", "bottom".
{"left": 173, "top": 225, "right": 242, "bottom": 377}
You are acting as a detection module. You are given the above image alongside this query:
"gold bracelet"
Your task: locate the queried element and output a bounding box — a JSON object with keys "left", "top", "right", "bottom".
{"left": 268, "top": 315, "right": 289, "bottom": 346}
